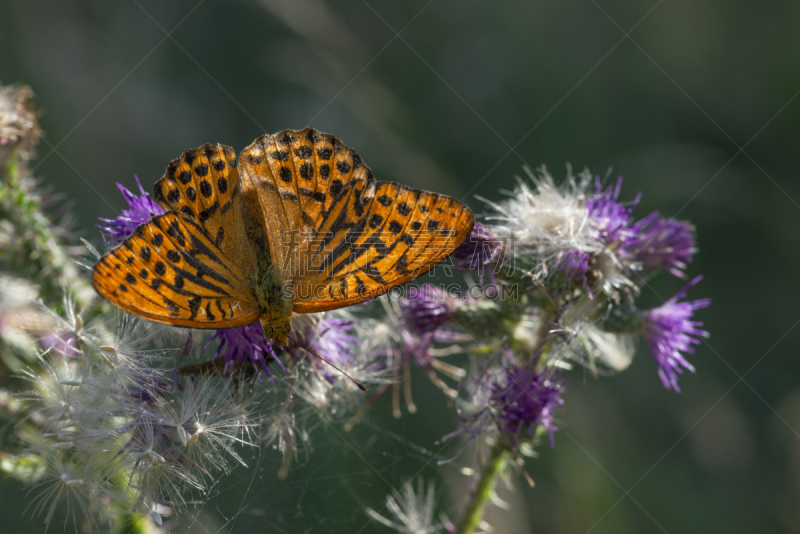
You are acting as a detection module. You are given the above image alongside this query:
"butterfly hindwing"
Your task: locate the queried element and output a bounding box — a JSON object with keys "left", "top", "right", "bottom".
{"left": 92, "top": 213, "right": 260, "bottom": 328}
{"left": 293, "top": 181, "right": 474, "bottom": 312}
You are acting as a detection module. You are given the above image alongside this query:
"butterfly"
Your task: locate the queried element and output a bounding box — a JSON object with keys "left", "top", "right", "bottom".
{"left": 92, "top": 128, "right": 474, "bottom": 347}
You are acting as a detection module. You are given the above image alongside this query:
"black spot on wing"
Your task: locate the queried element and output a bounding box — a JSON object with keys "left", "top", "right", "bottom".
{"left": 199, "top": 180, "right": 212, "bottom": 198}
{"left": 295, "top": 146, "right": 312, "bottom": 159}
{"left": 336, "top": 161, "right": 351, "bottom": 175}
{"left": 320, "top": 164, "right": 331, "bottom": 179}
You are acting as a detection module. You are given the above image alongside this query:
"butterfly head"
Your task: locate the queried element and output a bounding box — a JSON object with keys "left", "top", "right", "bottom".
{"left": 260, "top": 319, "right": 292, "bottom": 348}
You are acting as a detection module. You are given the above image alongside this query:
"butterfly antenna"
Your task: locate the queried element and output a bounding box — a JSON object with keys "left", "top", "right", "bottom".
{"left": 285, "top": 333, "right": 367, "bottom": 392}
{"left": 248, "top": 370, "right": 258, "bottom": 397}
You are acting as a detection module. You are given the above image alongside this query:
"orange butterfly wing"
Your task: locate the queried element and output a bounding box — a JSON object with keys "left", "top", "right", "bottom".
{"left": 294, "top": 181, "right": 474, "bottom": 312}
{"left": 92, "top": 145, "right": 260, "bottom": 328}
{"left": 238, "top": 129, "right": 367, "bottom": 283}
{"left": 153, "top": 143, "right": 249, "bottom": 274}
{"left": 238, "top": 128, "right": 474, "bottom": 313}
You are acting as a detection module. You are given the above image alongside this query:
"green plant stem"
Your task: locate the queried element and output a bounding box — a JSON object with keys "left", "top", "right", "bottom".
{"left": 456, "top": 443, "right": 511, "bottom": 534}
{"left": 115, "top": 512, "right": 158, "bottom": 534}
{"left": 0, "top": 149, "right": 94, "bottom": 309}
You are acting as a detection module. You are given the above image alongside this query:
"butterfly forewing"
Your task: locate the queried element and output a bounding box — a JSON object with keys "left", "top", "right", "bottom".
{"left": 238, "top": 128, "right": 370, "bottom": 284}
{"left": 153, "top": 144, "right": 247, "bottom": 269}
{"left": 238, "top": 132, "right": 300, "bottom": 282}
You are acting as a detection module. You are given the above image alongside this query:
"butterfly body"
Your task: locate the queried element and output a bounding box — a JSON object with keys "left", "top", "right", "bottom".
{"left": 92, "top": 128, "right": 474, "bottom": 346}
{"left": 239, "top": 185, "right": 294, "bottom": 343}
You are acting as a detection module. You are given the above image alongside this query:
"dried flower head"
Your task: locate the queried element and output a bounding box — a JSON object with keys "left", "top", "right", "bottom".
{"left": 0, "top": 83, "right": 40, "bottom": 161}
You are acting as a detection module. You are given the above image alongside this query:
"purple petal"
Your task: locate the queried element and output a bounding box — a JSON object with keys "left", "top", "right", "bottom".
{"left": 643, "top": 276, "right": 710, "bottom": 392}
{"left": 632, "top": 212, "right": 697, "bottom": 278}
{"left": 204, "top": 323, "right": 282, "bottom": 378}
{"left": 399, "top": 284, "right": 452, "bottom": 336}
{"left": 97, "top": 175, "right": 164, "bottom": 245}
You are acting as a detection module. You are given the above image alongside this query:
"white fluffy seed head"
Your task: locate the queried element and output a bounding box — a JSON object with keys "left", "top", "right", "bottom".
{"left": 482, "top": 166, "right": 639, "bottom": 300}
{"left": 176, "top": 425, "right": 188, "bottom": 447}
{"left": 20, "top": 306, "right": 260, "bottom": 522}
{"left": 366, "top": 478, "right": 443, "bottom": 534}
{"left": 485, "top": 168, "right": 593, "bottom": 267}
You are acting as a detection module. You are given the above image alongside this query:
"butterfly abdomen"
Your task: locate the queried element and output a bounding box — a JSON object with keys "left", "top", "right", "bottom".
{"left": 241, "top": 185, "right": 293, "bottom": 328}
{"left": 253, "top": 241, "right": 292, "bottom": 325}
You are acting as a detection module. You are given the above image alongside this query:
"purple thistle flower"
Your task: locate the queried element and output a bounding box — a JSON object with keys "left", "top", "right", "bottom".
{"left": 288, "top": 317, "right": 359, "bottom": 382}
{"left": 642, "top": 276, "right": 710, "bottom": 392}
{"left": 204, "top": 323, "right": 282, "bottom": 378}
{"left": 398, "top": 284, "right": 454, "bottom": 336}
{"left": 632, "top": 212, "right": 697, "bottom": 278}
{"left": 98, "top": 175, "right": 164, "bottom": 245}
{"left": 452, "top": 351, "right": 564, "bottom": 452}
{"left": 395, "top": 286, "right": 463, "bottom": 372}
{"left": 586, "top": 176, "right": 640, "bottom": 251}
{"left": 556, "top": 249, "right": 591, "bottom": 284}
{"left": 490, "top": 363, "right": 564, "bottom": 448}
{"left": 450, "top": 223, "right": 504, "bottom": 281}
{"left": 549, "top": 176, "right": 644, "bottom": 291}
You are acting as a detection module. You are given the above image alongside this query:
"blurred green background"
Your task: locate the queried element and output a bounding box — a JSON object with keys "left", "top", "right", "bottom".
{"left": 3, "top": 0, "right": 800, "bottom": 532}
